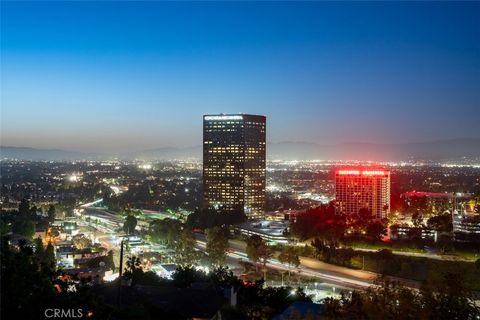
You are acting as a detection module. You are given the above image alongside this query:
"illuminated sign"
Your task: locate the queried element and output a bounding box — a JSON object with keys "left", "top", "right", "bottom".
{"left": 337, "top": 170, "right": 361, "bottom": 175}
{"left": 204, "top": 115, "right": 243, "bottom": 121}
{"left": 337, "top": 170, "right": 388, "bottom": 176}
{"left": 362, "top": 170, "right": 387, "bottom": 176}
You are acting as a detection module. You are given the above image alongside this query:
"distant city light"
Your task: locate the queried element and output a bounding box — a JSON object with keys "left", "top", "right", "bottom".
{"left": 68, "top": 174, "right": 79, "bottom": 182}
{"left": 337, "top": 169, "right": 388, "bottom": 176}
{"left": 138, "top": 164, "right": 152, "bottom": 170}
{"left": 110, "top": 186, "right": 120, "bottom": 195}
{"left": 103, "top": 272, "right": 119, "bottom": 282}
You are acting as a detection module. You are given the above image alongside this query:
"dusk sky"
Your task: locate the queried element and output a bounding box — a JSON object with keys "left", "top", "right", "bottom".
{"left": 1, "top": 2, "right": 479, "bottom": 153}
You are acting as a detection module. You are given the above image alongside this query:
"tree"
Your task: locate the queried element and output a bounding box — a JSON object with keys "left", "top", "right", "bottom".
{"left": 427, "top": 214, "right": 453, "bottom": 233}
{"left": 149, "top": 218, "right": 181, "bottom": 247}
{"left": 278, "top": 246, "right": 300, "bottom": 276}
{"left": 236, "top": 280, "right": 312, "bottom": 319}
{"left": 258, "top": 241, "right": 273, "bottom": 276}
{"left": 0, "top": 220, "right": 11, "bottom": 236}
{"left": 436, "top": 234, "right": 453, "bottom": 253}
{"left": 12, "top": 220, "right": 35, "bottom": 239}
{"left": 175, "top": 228, "right": 197, "bottom": 266}
{"left": 18, "top": 199, "right": 30, "bottom": 217}
{"left": 406, "top": 227, "right": 423, "bottom": 243}
{"left": 43, "top": 241, "right": 56, "bottom": 273}
{"left": 123, "top": 256, "right": 143, "bottom": 286}
{"left": 47, "top": 205, "right": 56, "bottom": 224}
{"left": 86, "top": 250, "right": 115, "bottom": 271}
{"left": 34, "top": 237, "right": 45, "bottom": 264}
{"left": 246, "top": 235, "right": 264, "bottom": 272}
{"left": 366, "top": 220, "right": 387, "bottom": 242}
{"left": 123, "top": 214, "right": 137, "bottom": 234}
{"left": 172, "top": 265, "right": 207, "bottom": 288}
{"left": 290, "top": 203, "right": 343, "bottom": 241}
{"left": 1, "top": 239, "right": 110, "bottom": 319}
{"left": 205, "top": 227, "right": 229, "bottom": 267}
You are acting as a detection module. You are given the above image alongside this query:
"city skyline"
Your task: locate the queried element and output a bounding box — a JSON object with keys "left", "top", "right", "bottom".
{"left": 2, "top": 2, "right": 480, "bottom": 153}
{"left": 1, "top": 2, "right": 479, "bottom": 319}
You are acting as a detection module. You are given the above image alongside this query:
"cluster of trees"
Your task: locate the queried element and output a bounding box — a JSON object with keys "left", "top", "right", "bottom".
{"left": 145, "top": 217, "right": 230, "bottom": 268}
{"left": 33, "top": 237, "right": 56, "bottom": 274}
{"left": 186, "top": 208, "right": 246, "bottom": 229}
{"left": 232, "top": 280, "right": 312, "bottom": 320}
{"left": 205, "top": 227, "right": 230, "bottom": 267}
{"left": 3, "top": 236, "right": 478, "bottom": 319}
{"left": 266, "top": 192, "right": 305, "bottom": 212}
{"left": 348, "top": 208, "right": 388, "bottom": 241}
{"left": 311, "top": 238, "right": 355, "bottom": 267}
{"left": 85, "top": 250, "right": 115, "bottom": 271}
{"left": 290, "top": 203, "right": 343, "bottom": 241}
{"left": 1, "top": 238, "right": 110, "bottom": 320}
{"left": 324, "top": 275, "right": 480, "bottom": 319}
{"left": 246, "top": 235, "right": 273, "bottom": 273}
{"left": 117, "top": 261, "right": 312, "bottom": 320}
{"left": 245, "top": 236, "right": 301, "bottom": 279}
{"left": 148, "top": 218, "right": 181, "bottom": 247}
{"left": 290, "top": 204, "right": 388, "bottom": 246}
{"left": 123, "top": 214, "right": 138, "bottom": 235}
{"left": 278, "top": 245, "right": 301, "bottom": 275}
{"left": 175, "top": 228, "right": 198, "bottom": 266}
{"left": 12, "top": 199, "right": 40, "bottom": 238}
{"left": 1, "top": 199, "right": 59, "bottom": 239}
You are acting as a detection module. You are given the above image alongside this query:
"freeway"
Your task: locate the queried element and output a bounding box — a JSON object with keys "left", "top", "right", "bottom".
{"left": 195, "top": 236, "right": 375, "bottom": 290}
{"left": 77, "top": 203, "right": 408, "bottom": 290}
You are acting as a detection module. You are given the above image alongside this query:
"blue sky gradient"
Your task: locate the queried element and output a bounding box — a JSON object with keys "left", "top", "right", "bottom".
{"left": 1, "top": 2, "right": 479, "bottom": 153}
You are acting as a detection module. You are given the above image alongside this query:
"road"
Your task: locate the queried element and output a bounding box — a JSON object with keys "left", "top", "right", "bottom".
{"left": 195, "top": 235, "right": 376, "bottom": 290}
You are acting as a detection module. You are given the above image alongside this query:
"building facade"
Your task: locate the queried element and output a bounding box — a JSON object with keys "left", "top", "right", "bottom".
{"left": 452, "top": 203, "right": 480, "bottom": 242}
{"left": 335, "top": 169, "right": 391, "bottom": 219}
{"left": 203, "top": 114, "right": 266, "bottom": 219}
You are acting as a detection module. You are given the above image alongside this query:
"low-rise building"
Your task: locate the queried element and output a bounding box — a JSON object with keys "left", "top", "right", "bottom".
{"left": 453, "top": 212, "right": 480, "bottom": 242}
{"left": 235, "top": 220, "right": 290, "bottom": 244}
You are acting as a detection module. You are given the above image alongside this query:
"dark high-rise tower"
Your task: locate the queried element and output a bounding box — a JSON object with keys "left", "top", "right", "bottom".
{"left": 203, "top": 114, "right": 266, "bottom": 219}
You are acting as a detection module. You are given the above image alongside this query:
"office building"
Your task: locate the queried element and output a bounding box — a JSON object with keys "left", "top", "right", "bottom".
{"left": 203, "top": 114, "right": 266, "bottom": 219}
{"left": 452, "top": 203, "right": 480, "bottom": 242}
{"left": 335, "top": 169, "right": 391, "bottom": 219}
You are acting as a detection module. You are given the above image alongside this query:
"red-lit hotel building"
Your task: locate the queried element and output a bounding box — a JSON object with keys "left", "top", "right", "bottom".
{"left": 335, "top": 169, "right": 391, "bottom": 219}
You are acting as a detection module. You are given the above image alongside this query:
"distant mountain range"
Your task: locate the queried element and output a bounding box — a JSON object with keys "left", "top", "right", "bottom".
{"left": 0, "top": 146, "right": 101, "bottom": 161}
{"left": 2, "top": 138, "right": 480, "bottom": 162}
